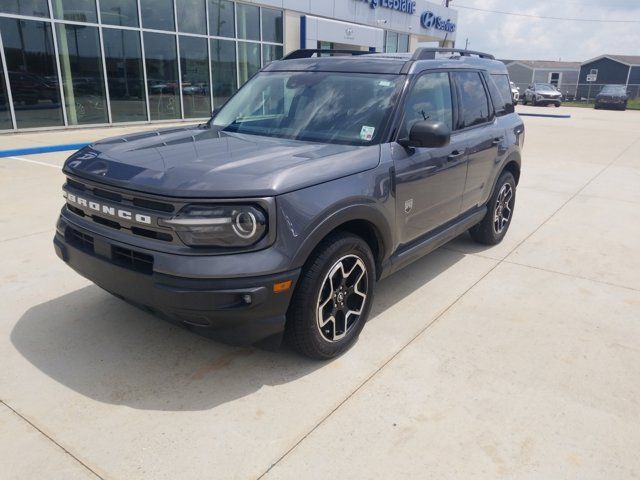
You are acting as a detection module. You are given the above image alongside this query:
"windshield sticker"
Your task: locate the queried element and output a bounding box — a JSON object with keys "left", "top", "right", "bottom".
{"left": 360, "top": 126, "right": 375, "bottom": 142}
{"left": 378, "top": 80, "right": 392, "bottom": 87}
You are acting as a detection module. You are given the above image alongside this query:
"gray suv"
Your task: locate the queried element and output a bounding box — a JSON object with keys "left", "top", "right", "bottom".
{"left": 54, "top": 48, "right": 524, "bottom": 359}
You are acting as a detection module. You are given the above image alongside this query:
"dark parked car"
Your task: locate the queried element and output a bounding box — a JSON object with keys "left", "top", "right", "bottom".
{"left": 522, "top": 83, "right": 562, "bottom": 107}
{"left": 55, "top": 48, "right": 524, "bottom": 359}
{"left": 595, "top": 84, "right": 629, "bottom": 110}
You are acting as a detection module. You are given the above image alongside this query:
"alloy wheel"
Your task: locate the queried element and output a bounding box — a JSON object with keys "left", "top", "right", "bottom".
{"left": 493, "top": 183, "right": 514, "bottom": 234}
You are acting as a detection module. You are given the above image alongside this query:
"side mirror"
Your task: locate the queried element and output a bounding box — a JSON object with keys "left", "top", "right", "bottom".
{"left": 399, "top": 120, "right": 451, "bottom": 149}
{"left": 505, "top": 102, "right": 515, "bottom": 114}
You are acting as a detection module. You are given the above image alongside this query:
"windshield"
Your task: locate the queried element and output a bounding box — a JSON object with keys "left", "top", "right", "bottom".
{"left": 535, "top": 83, "right": 557, "bottom": 91}
{"left": 211, "top": 71, "right": 404, "bottom": 146}
{"left": 601, "top": 85, "right": 626, "bottom": 94}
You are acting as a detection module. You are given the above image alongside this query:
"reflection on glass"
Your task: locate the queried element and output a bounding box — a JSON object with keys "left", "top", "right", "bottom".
{"left": 179, "top": 36, "right": 210, "bottom": 118}
{"left": 56, "top": 24, "right": 108, "bottom": 125}
{"left": 144, "top": 32, "right": 180, "bottom": 120}
{"left": 261, "top": 8, "right": 283, "bottom": 44}
{"left": 0, "top": 18, "right": 64, "bottom": 128}
{"left": 262, "top": 44, "right": 283, "bottom": 66}
{"left": 398, "top": 34, "right": 410, "bottom": 53}
{"left": 52, "top": 0, "right": 98, "bottom": 23}
{"left": 210, "top": 39, "right": 236, "bottom": 109}
{"left": 100, "top": 0, "right": 138, "bottom": 27}
{"left": 237, "top": 4, "right": 259, "bottom": 41}
{"left": 140, "top": 0, "right": 175, "bottom": 31}
{"left": 208, "top": 0, "right": 234, "bottom": 38}
{"left": 103, "top": 28, "right": 146, "bottom": 122}
{"left": 1, "top": 0, "right": 49, "bottom": 17}
{"left": 385, "top": 31, "right": 398, "bottom": 53}
{"left": 238, "top": 42, "right": 260, "bottom": 86}
{"left": 0, "top": 62, "right": 13, "bottom": 130}
{"left": 177, "top": 0, "right": 206, "bottom": 34}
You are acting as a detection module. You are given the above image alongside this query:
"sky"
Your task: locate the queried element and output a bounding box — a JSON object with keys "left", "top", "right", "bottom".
{"left": 452, "top": 0, "right": 640, "bottom": 61}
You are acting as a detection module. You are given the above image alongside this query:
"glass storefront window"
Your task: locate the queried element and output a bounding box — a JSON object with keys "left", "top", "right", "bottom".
{"left": 100, "top": 0, "right": 138, "bottom": 27}
{"left": 210, "top": 38, "right": 236, "bottom": 109}
{"left": 140, "top": 0, "right": 175, "bottom": 31}
{"left": 0, "top": 62, "right": 13, "bottom": 130}
{"left": 385, "top": 31, "right": 398, "bottom": 53}
{"left": 103, "top": 28, "right": 147, "bottom": 122}
{"left": 237, "top": 4, "right": 259, "bottom": 41}
{"left": 176, "top": 0, "right": 206, "bottom": 34}
{"left": 398, "top": 34, "right": 410, "bottom": 53}
{"left": 179, "top": 36, "right": 210, "bottom": 118}
{"left": 261, "top": 8, "right": 283, "bottom": 44}
{"left": 1, "top": 0, "right": 49, "bottom": 17}
{"left": 56, "top": 24, "right": 108, "bottom": 125}
{"left": 144, "top": 32, "right": 180, "bottom": 120}
{"left": 208, "top": 0, "right": 234, "bottom": 38}
{"left": 0, "top": 17, "right": 64, "bottom": 128}
{"left": 238, "top": 41, "right": 260, "bottom": 85}
{"left": 262, "top": 44, "right": 283, "bottom": 66}
{"left": 53, "top": 0, "right": 98, "bottom": 23}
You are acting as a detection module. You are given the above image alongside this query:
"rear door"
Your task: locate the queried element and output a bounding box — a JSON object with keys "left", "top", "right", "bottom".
{"left": 450, "top": 70, "right": 502, "bottom": 211}
{"left": 392, "top": 71, "right": 468, "bottom": 245}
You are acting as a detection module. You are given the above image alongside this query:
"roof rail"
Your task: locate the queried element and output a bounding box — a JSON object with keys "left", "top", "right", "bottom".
{"left": 283, "top": 49, "right": 373, "bottom": 60}
{"left": 411, "top": 48, "right": 495, "bottom": 61}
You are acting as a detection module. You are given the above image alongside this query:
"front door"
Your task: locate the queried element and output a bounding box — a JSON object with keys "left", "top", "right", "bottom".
{"left": 393, "top": 71, "right": 467, "bottom": 245}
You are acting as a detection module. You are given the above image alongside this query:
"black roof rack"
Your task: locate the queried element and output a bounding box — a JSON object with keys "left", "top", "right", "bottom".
{"left": 283, "top": 49, "right": 372, "bottom": 60}
{"left": 411, "top": 48, "right": 495, "bottom": 61}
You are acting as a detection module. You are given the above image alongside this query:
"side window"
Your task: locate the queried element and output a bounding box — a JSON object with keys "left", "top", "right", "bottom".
{"left": 402, "top": 72, "right": 453, "bottom": 135}
{"left": 452, "top": 71, "right": 490, "bottom": 129}
{"left": 488, "top": 73, "right": 513, "bottom": 116}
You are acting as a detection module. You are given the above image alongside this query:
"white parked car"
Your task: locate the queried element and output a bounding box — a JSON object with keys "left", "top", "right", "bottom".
{"left": 510, "top": 81, "right": 519, "bottom": 102}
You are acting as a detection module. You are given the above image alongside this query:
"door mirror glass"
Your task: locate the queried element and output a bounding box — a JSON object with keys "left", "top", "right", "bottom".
{"left": 400, "top": 120, "right": 451, "bottom": 148}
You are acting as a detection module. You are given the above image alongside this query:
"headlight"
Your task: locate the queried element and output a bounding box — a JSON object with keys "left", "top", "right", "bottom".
{"left": 159, "top": 204, "right": 267, "bottom": 247}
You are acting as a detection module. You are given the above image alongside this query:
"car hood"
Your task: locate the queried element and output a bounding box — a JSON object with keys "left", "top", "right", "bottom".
{"left": 63, "top": 125, "right": 380, "bottom": 198}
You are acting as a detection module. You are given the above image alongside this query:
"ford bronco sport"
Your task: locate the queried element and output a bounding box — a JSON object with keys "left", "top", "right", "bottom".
{"left": 55, "top": 48, "right": 524, "bottom": 359}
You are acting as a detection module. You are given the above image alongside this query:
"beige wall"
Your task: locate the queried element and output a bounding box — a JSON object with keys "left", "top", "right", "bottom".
{"left": 285, "top": 11, "right": 302, "bottom": 54}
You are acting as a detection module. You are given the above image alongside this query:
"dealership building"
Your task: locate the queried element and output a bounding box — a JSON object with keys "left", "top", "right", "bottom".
{"left": 0, "top": 0, "right": 457, "bottom": 133}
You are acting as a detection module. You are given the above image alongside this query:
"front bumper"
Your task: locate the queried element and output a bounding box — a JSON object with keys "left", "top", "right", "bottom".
{"left": 54, "top": 215, "right": 300, "bottom": 348}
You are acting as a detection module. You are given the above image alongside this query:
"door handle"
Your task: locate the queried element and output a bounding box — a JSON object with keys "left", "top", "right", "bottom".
{"left": 447, "top": 150, "right": 465, "bottom": 162}
{"left": 492, "top": 137, "right": 504, "bottom": 145}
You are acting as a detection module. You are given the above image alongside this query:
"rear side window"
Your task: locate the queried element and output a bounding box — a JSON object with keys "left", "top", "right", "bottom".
{"left": 488, "top": 73, "right": 513, "bottom": 116}
{"left": 452, "top": 71, "right": 491, "bottom": 129}
{"left": 402, "top": 72, "right": 453, "bottom": 134}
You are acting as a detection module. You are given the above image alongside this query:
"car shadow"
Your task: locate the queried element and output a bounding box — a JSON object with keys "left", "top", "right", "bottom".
{"left": 11, "top": 246, "right": 469, "bottom": 412}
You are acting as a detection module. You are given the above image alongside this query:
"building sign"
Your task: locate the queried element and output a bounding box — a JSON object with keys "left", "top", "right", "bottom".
{"left": 420, "top": 11, "right": 456, "bottom": 32}
{"left": 360, "top": 0, "right": 417, "bottom": 15}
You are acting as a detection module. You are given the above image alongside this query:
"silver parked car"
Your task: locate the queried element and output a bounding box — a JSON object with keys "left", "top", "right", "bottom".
{"left": 522, "top": 83, "right": 562, "bottom": 107}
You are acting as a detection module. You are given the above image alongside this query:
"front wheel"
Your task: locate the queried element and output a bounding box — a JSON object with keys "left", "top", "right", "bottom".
{"left": 469, "top": 171, "right": 516, "bottom": 245}
{"left": 286, "top": 232, "right": 375, "bottom": 360}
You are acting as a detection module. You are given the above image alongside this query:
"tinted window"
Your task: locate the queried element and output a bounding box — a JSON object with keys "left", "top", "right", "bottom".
{"left": 140, "top": 0, "right": 174, "bottom": 31}
{"left": 403, "top": 72, "right": 453, "bottom": 134}
{"left": 103, "top": 28, "right": 146, "bottom": 122}
{"left": 237, "top": 4, "right": 259, "bottom": 41}
{"left": 100, "top": 0, "right": 138, "bottom": 27}
{"left": 262, "top": 44, "right": 283, "bottom": 66}
{"left": 261, "top": 8, "right": 283, "bottom": 43}
{"left": 57, "top": 24, "right": 108, "bottom": 125}
{"left": 452, "top": 71, "right": 490, "bottom": 129}
{"left": 1, "top": 0, "right": 49, "bottom": 17}
{"left": 0, "top": 18, "right": 64, "bottom": 128}
{"left": 53, "top": 0, "right": 97, "bottom": 22}
{"left": 211, "top": 39, "right": 237, "bottom": 108}
{"left": 238, "top": 41, "right": 260, "bottom": 85}
{"left": 180, "top": 36, "right": 210, "bottom": 118}
{"left": 177, "top": 0, "right": 206, "bottom": 34}
{"left": 488, "top": 73, "right": 513, "bottom": 116}
{"left": 0, "top": 61, "right": 13, "bottom": 130}
{"left": 208, "top": 0, "right": 235, "bottom": 38}
{"left": 144, "top": 32, "right": 180, "bottom": 119}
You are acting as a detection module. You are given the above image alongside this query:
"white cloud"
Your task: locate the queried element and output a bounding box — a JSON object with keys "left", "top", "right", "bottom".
{"left": 453, "top": 0, "right": 640, "bottom": 61}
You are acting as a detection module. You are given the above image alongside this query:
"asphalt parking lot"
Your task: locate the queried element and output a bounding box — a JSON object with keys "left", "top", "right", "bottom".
{"left": 1, "top": 106, "right": 639, "bottom": 480}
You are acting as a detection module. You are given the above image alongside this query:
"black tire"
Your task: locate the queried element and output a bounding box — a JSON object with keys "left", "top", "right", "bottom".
{"left": 469, "top": 171, "right": 516, "bottom": 245}
{"left": 286, "top": 232, "right": 375, "bottom": 360}
{"left": 555, "top": 102, "right": 561, "bottom": 107}
{"left": 522, "top": 97, "right": 527, "bottom": 105}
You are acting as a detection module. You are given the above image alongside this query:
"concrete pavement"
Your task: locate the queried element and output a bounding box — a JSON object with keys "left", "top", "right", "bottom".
{"left": 1, "top": 106, "right": 639, "bottom": 479}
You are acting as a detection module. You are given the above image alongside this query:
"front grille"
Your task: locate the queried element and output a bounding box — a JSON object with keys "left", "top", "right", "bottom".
{"left": 112, "top": 246, "right": 154, "bottom": 274}
{"left": 66, "top": 228, "right": 94, "bottom": 253}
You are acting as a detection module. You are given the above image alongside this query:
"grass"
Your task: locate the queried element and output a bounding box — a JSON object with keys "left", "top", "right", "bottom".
{"left": 562, "top": 99, "right": 640, "bottom": 110}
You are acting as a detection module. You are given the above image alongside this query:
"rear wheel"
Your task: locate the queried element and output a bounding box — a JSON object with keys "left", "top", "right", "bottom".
{"left": 469, "top": 171, "right": 516, "bottom": 245}
{"left": 286, "top": 232, "right": 375, "bottom": 360}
